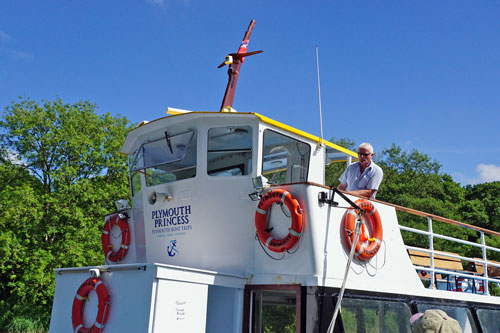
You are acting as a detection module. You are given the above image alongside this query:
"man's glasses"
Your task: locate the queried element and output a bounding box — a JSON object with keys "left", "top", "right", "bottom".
{"left": 358, "top": 152, "right": 372, "bottom": 157}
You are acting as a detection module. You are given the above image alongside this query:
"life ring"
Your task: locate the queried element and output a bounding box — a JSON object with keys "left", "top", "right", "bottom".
{"left": 255, "top": 189, "right": 303, "bottom": 253}
{"left": 343, "top": 199, "right": 383, "bottom": 261}
{"left": 456, "top": 277, "right": 470, "bottom": 292}
{"left": 72, "top": 277, "right": 110, "bottom": 333}
{"left": 101, "top": 214, "right": 130, "bottom": 262}
{"left": 456, "top": 277, "right": 484, "bottom": 293}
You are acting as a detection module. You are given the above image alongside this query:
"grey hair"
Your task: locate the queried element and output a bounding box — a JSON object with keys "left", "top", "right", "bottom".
{"left": 358, "top": 142, "right": 374, "bottom": 154}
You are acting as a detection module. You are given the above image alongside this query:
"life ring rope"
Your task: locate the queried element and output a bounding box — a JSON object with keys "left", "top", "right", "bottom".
{"left": 255, "top": 189, "right": 303, "bottom": 253}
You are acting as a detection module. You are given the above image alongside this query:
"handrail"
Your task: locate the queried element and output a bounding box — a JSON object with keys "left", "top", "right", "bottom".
{"left": 278, "top": 181, "right": 500, "bottom": 295}
{"left": 376, "top": 199, "right": 500, "bottom": 238}
{"left": 283, "top": 182, "right": 500, "bottom": 237}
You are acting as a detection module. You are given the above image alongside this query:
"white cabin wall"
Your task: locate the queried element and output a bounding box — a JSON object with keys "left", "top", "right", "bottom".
{"left": 140, "top": 115, "right": 260, "bottom": 275}
{"left": 206, "top": 285, "right": 245, "bottom": 333}
{"left": 102, "top": 205, "right": 146, "bottom": 265}
{"left": 131, "top": 193, "right": 147, "bottom": 263}
{"left": 151, "top": 279, "right": 208, "bottom": 331}
{"left": 308, "top": 143, "right": 326, "bottom": 184}
{"left": 49, "top": 266, "right": 157, "bottom": 332}
{"left": 251, "top": 184, "right": 425, "bottom": 297}
{"left": 49, "top": 264, "right": 247, "bottom": 332}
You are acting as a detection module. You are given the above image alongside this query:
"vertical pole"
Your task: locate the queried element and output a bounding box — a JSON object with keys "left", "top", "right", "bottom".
{"left": 378, "top": 302, "right": 385, "bottom": 333}
{"left": 316, "top": 46, "right": 324, "bottom": 146}
{"left": 328, "top": 213, "right": 364, "bottom": 333}
{"left": 481, "top": 231, "right": 489, "bottom": 295}
{"left": 427, "top": 217, "right": 436, "bottom": 289}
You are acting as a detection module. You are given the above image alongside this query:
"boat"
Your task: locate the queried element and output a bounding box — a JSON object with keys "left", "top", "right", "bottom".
{"left": 49, "top": 20, "right": 500, "bottom": 332}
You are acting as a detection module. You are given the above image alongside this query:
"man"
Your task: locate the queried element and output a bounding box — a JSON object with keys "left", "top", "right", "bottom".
{"left": 338, "top": 142, "right": 383, "bottom": 198}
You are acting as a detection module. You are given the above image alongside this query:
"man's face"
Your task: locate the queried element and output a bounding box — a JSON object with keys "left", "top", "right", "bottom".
{"left": 358, "top": 147, "right": 373, "bottom": 168}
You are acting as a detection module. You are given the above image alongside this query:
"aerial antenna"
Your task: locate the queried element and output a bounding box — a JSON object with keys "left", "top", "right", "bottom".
{"left": 316, "top": 46, "right": 324, "bottom": 146}
{"left": 218, "top": 20, "right": 263, "bottom": 112}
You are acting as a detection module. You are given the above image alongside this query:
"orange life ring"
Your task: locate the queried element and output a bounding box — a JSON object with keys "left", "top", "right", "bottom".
{"left": 101, "top": 214, "right": 130, "bottom": 262}
{"left": 343, "top": 199, "right": 383, "bottom": 260}
{"left": 72, "top": 277, "right": 110, "bottom": 333}
{"left": 255, "top": 189, "right": 303, "bottom": 253}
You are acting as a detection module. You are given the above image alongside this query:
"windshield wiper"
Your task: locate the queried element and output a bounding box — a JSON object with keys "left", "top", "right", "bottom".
{"left": 164, "top": 131, "right": 173, "bottom": 154}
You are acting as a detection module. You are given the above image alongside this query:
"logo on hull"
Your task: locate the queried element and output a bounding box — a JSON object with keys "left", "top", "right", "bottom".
{"left": 167, "top": 240, "right": 179, "bottom": 257}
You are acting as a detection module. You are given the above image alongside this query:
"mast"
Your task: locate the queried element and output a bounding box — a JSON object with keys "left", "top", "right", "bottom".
{"left": 219, "top": 19, "right": 262, "bottom": 111}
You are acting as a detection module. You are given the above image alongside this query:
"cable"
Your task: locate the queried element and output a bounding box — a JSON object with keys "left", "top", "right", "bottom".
{"left": 327, "top": 211, "right": 364, "bottom": 333}
{"left": 255, "top": 233, "right": 285, "bottom": 260}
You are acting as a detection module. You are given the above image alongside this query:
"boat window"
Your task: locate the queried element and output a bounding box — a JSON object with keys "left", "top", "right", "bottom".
{"left": 416, "top": 303, "right": 477, "bottom": 332}
{"left": 129, "top": 129, "right": 197, "bottom": 186}
{"left": 476, "top": 308, "right": 500, "bottom": 333}
{"left": 340, "top": 298, "right": 412, "bottom": 332}
{"left": 128, "top": 153, "right": 143, "bottom": 196}
{"left": 262, "top": 130, "right": 310, "bottom": 185}
{"left": 130, "top": 170, "right": 142, "bottom": 196}
{"left": 249, "top": 289, "right": 297, "bottom": 333}
{"left": 207, "top": 126, "right": 252, "bottom": 176}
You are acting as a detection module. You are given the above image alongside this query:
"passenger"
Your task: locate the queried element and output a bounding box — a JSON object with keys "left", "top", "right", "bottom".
{"left": 338, "top": 142, "right": 383, "bottom": 199}
{"left": 410, "top": 309, "right": 462, "bottom": 333}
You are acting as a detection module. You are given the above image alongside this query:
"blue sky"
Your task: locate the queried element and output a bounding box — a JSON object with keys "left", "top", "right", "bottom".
{"left": 1, "top": 1, "right": 499, "bottom": 185}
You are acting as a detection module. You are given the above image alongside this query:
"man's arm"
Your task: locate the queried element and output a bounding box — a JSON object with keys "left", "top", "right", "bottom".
{"left": 338, "top": 182, "right": 376, "bottom": 198}
{"left": 343, "top": 189, "right": 376, "bottom": 198}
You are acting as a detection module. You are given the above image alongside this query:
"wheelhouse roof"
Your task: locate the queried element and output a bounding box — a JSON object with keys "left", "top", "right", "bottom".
{"left": 123, "top": 109, "right": 358, "bottom": 163}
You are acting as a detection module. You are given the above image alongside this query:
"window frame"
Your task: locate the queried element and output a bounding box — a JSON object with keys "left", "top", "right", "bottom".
{"left": 261, "top": 129, "right": 311, "bottom": 185}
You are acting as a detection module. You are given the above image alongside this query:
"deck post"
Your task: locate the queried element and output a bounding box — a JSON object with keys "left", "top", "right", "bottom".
{"left": 427, "top": 216, "right": 436, "bottom": 289}
{"left": 481, "top": 231, "right": 489, "bottom": 295}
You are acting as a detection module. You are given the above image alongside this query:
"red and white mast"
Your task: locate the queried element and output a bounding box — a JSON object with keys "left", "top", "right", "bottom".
{"left": 218, "top": 19, "right": 263, "bottom": 111}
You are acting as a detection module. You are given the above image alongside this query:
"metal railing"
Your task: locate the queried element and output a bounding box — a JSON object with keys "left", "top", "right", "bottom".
{"left": 396, "top": 211, "right": 500, "bottom": 296}
{"left": 294, "top": 183, "right": 500, "bottom": 296}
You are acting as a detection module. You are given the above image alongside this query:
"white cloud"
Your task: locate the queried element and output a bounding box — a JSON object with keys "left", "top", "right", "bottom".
{"left": 146, "top": 0, "right": 166, "bottom": 6}
{"left": 0, "top": 30, "right": 32, "bottom": 61}
{"left": 476, "top": 164, "right": 500, "bottom": 183}
{"left": 145, "top": 0, "right": 189, "bottom": 7}
{"left": 452, "top": 172, "right": 477, "bottom": 186}
{"left": 7, "top": 50, "right": 33, "bottom": 61}
{"left": 454, "top": 164, "right": 500, "bottom": 185}
{"left": 0, "top": 30, "right": 12, "bottom": 42}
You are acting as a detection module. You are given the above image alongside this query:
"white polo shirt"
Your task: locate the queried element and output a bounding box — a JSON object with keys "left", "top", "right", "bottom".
{"left": 339, "top": 161, "right": 384, "bottom": 198}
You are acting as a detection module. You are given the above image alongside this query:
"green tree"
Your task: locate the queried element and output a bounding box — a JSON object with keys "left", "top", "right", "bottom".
{"left": 376, "top": 144, "right": 477, "bottom": 255}
{"left": 0, "top": 98, "right": 130, "bottom": 330}
{"left": 327, "top": 141, "right": 500, "bottom": 294}
{"left": 464, "top": 182, "right": 500, "bottom": 230}
{"left": 463, "top": 182, "right": 500, "bottom": 261}
{"left": 325, "top": 137, "right": 357, "bottom": 187}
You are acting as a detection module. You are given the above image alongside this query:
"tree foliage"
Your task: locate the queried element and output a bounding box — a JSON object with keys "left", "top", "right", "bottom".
{"left": 0, "top": 98, "right": 130, "bottom": 330}
{"left": 326, "top": 140, "right": 500, "bottom": 293}
{"left": 0, "top": 102, "right": 499, "bottom": 330}
{"left": 325, "top": 137, "right": 356, "bottom": 187}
